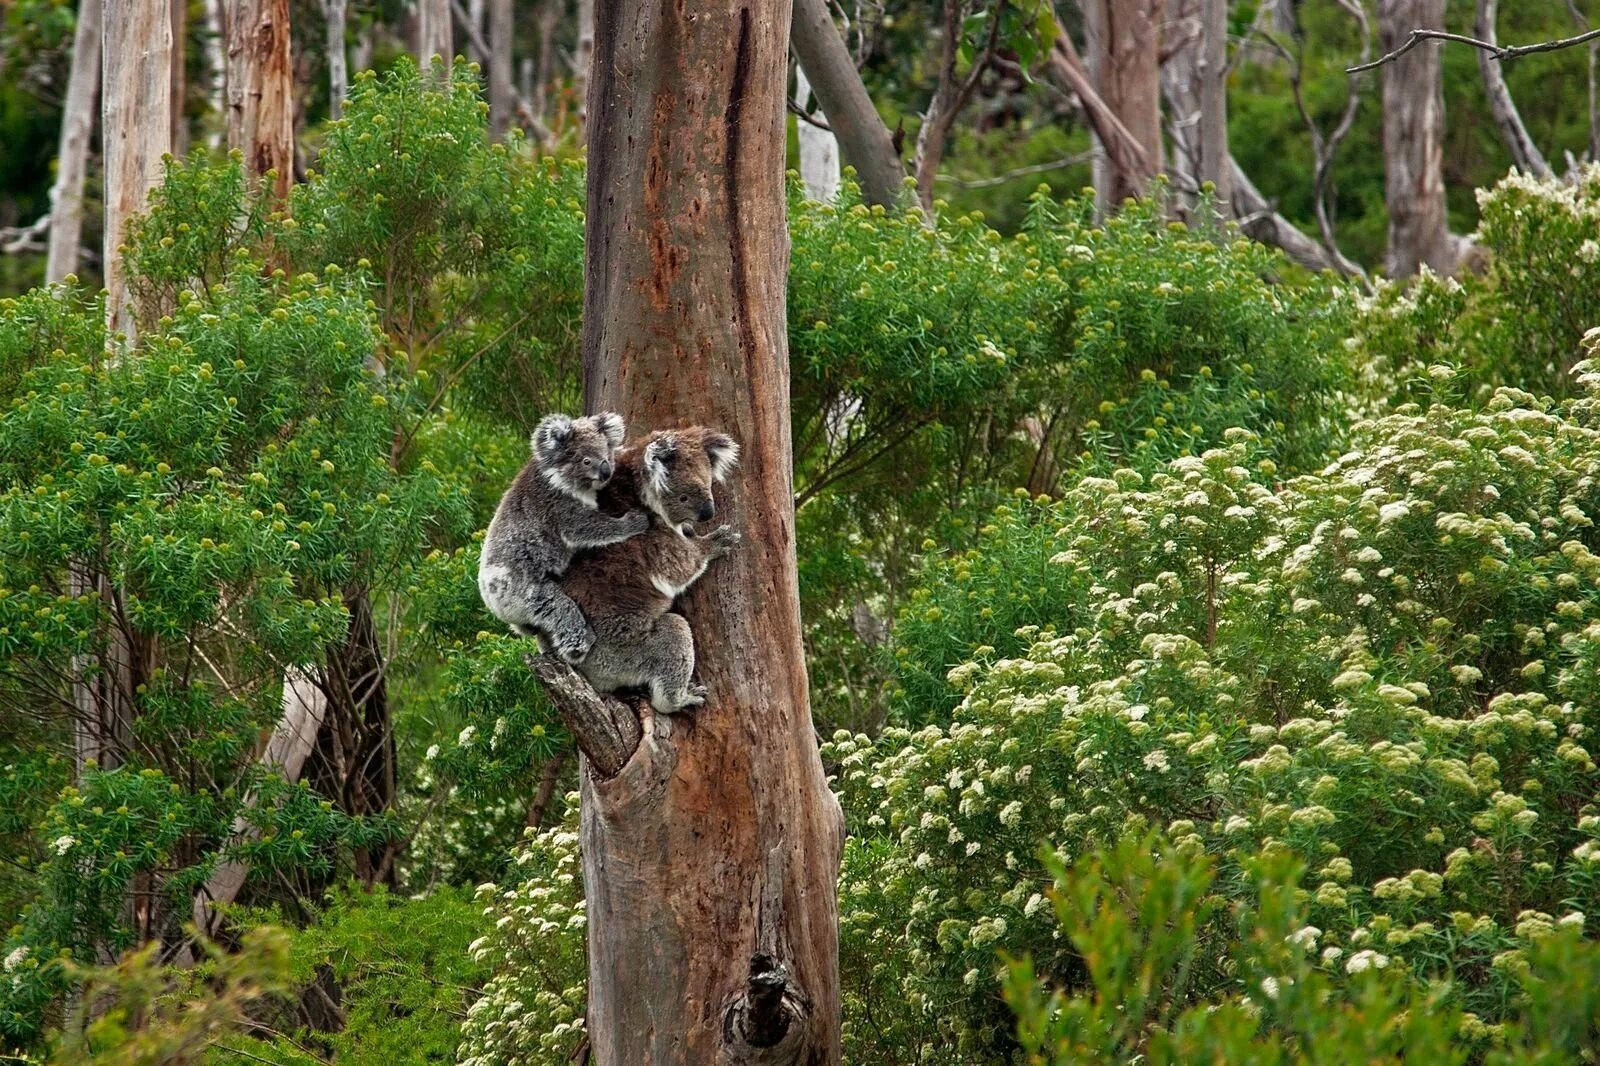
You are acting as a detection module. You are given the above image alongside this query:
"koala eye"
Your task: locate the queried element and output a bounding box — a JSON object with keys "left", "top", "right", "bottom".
{"left": 679, "top": 494, "right": 690, "bottom": 503}
{"left": 582, "top": 457, "right": 593, "bottom": 466}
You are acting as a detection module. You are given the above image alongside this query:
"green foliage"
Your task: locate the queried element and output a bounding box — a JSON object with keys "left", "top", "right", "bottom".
{"left": 1005, "top": 834, "right": 1600, "bottom": 1064}
{"left": 826, "top": 348, "right": 1600, "bottom": 1059}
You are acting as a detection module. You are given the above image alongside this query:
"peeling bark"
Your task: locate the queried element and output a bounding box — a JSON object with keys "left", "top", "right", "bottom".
{"left": 225, "top": 0, "right": 294, "bottom": 204}
{"left": 103, "top": 0, "right": 173, "bottom": 343}
{"left": 1082, "top": 0, "right": 1163, "bottom": 216}
{"left": 1044, "top": 21, "right": 1153, "bottom": 200}
{"left": 46, "top": 0, "right": 101, "bottom": 284}
{"left": 563, "top": 0, "right": 846, "bottom": 1057}
{"left": 1376, "top": 0, "right": 1460, "bottom": 277}
{"left": 790, "top": 0, "right": 906, "bottom": 209}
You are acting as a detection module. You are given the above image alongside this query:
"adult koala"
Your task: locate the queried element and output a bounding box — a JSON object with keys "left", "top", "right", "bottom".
{"left": 560, "top": 426, "right": 740, "bottom": 713}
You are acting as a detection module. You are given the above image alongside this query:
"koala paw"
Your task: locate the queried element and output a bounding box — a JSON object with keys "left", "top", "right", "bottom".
{"left": 656, "top": 684, "right": 707, "bottom": 714}
{"left": 556, "top": 628, "right": 595, "bottom": 665}
{"left": 705, "top": 525, "right": 742, "bottom": 558}
{"left": 623, "top": 510, "right": 650, "bottom": 535}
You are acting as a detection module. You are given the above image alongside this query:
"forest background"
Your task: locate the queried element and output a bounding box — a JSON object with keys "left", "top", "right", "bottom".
{"left": 3, "top": 0, "right": 1600, "bottom": 1062}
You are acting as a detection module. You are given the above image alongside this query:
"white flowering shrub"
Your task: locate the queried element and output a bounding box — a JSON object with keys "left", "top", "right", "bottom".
{"left": 830, "top": 349, "right": 1600, "bottom": 1061}
{"left": 455, "top": 798, "right": 587, "bottom": 1066}
{"left": 1354, "top": 167, "right": 1600, "bottom": 402}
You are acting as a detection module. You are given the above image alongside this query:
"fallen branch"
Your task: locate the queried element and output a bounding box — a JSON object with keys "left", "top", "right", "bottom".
{"left": 1349, "top": 24, "right": 1600, "bottom": 73}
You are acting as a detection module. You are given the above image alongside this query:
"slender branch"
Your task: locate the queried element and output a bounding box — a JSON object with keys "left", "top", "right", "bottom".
{"left": 787, "top": 99, "right": 833, "bottom": 132}
{"left": 524, "top": 653, "right": 641, "bottom": 778}
{"left": 934, "top": 151, "right": 1094, "bottom": 188}
{"left": 1348, "top": 24, "right": 1600, "bottom": 74}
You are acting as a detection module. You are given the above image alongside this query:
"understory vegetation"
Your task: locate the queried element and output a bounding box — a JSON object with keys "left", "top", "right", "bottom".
{"left": 3, "top": 63, "right": 1600, "bottom": 1063}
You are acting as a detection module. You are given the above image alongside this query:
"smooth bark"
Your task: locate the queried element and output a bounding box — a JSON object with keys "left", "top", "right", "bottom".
{"left": 1198, "top": 0, "right": 1232, "bottom": 209}
{"left": 171, "top": 0, "right": 188, "bottom": 154}
{"left": 569, "top": 0, "right": 845, "bottom": 1057}
{"left": 225, "top": 0, "right": 294, "bottom": 203}
{"left": 46, "top": 0, "right": 101, "bottom": 284}
{"left": 794, "top": 64, "right": 841, "bottom": 201}
{"left": 1083, "top": 0, "right": 1163, "bottom": 215}
{"left": 323, "top": 0, "right": 348, "bottom": 120}
{"left": 488, "top": 0, "right": 514, "bottom": 139}
{"left": 1377, "top": 0, "right": 1459, "bottom": 276}
{"left": 415, "top": 0, "right": 452, "bottom": 74}
{"left": 103, "top": 0, "right": 173, "bottom": 343}
{"left": 791, "top": 0, "right": 906, "bottom": 208}
{"left": 1474, "top": 0, "right": 1552, "bottom": 177}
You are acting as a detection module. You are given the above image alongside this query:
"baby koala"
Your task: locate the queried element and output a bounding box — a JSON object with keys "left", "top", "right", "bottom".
{"left": 478, "top": 412, "right": 650, "bottom": 663}
{"left": 561, "top": 426, "right": 740, "bottom": 714}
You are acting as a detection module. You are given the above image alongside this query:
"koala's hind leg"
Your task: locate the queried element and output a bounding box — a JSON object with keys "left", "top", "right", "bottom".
{"left": 642, "top": 613, "right": 702, "bottom": 714}
{"left": 516, "top": 580, "right": 596, "bottom": 663}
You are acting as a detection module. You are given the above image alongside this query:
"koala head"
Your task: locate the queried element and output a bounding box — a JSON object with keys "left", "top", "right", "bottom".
{"left": 639, "top": 426, "right": 740, "bottom": 530}
{"left": 533, "top": 412, "right": 626, "bottom": 496}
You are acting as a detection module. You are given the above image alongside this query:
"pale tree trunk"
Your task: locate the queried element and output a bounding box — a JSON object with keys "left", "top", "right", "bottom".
{"left": 573, "top": 0, "right": 594, "bottom": 140}
{"left": 225, "top": 0, "right": 294, "bottom": 203}
{"left": 791, "top": 0, "right": 906, "bottom": 208}
{"left": 1474, "top": 0, "right": 1552, "bottom": 177}
{"left": 171, "top": 0, "right": 188, "bottom": 155}
{"left": 1046, "top": 19, "right": 1153, "bottom": 200}
{"left": 1377, "top": 0, "right": 1460, "bottom": 277}
{"left": 204, "top": 0, "right": 227, "bottom": 145}
{"left": 323, "top": 0, "right": 348, "bottom": 120}
{"left": 465, "top": 0, "right": 485, "bottom": 65}
{"left": 1198, "top": 0, "right": 1231, "bottom": 210}
{"left": 1083, "top": 0, "right": 1163, "bottom": 217}
{"left": 571, "top": 0, "right": 845, "bottom": 1056}
{"left": 46, "top": 0, "right": 101, "bottom": 284}
{"left": 189, "top": 671, "right": 328, "bottom": 945}
{"left": 415, "top": 0, "right": 452, "bottom": 75}
{"left": 794, "top": 64, "right": 841, "bottom": 201}
{"left": 488, "top": 0, "right": 514, "bottom": 139}
{"left": 103, "top": 0, "right": 173, "bottom": 343}
{"left": 529, "top": 0, "right": 558, "bottom": 125}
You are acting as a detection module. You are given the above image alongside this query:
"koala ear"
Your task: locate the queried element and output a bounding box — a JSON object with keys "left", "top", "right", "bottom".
{"left": 643, "top": 435, "right": 677, "bottom": 494}
{"left": 589, "top": 412, "right": 626, "bottom": 449}
{"left": 532, "top": 414, "right": 575, "bottom": 458}
{"left": 704, "top": 432, "right": 740, "bottom": 482}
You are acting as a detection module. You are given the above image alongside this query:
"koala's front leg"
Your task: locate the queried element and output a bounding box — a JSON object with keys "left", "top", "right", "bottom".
{"left": 563, "top": 507, "right": 650, "bottom": 550}
{"left": 700, "top": 524, "right": 741, "bottom": 562}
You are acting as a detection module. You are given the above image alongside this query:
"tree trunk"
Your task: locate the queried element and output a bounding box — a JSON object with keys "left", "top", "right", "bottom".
{"left": 465, "top": 0, "right": 485, "bottom": 65}
{"left": 794, "top": 64, "right": 841, "bottom": 201}
{"left": 225, "top": 0, "right": 294, "bottom": 204}
{"left": 415, "top": 0, "right": 452, "bottom": 75}
{"left": 575, "top": 0, "right": 844, "bottom": 1057}
{"left": 46, "top": 0, "right": 101, "bottom": 285}
{"left": 1197, "top": 0, "right": 1231, "bottom": 210}
{"left": 791, "top": 0, "right": 906, "bottom": 209}
{"left": 205, "top": 0, "right": 227, "bottom": 145}
{"left": 573, "top": 0, "right": 594, "bottom": 140}
{"left": 1474, "top": 0, "right": 1552, "bottom": 178}
{"left": 529, "top": 0, "right": 558, "bottom": 126}
{"left": 323, "top": 0, "right": 348, "bottom": 120}
{"left": 103, "top": 0, "right": 173, "bottom": 343}
{"left": 488, "top": 0, "right": 514, "bottom": 139}
{"left": 170, "top": 0, "right": 189, "bottom": 155}
{"left": 1376, "top": 0, "right": 1459, "bottom": 277}
{"left": 1083, "top": 0, "right": 1163, "bottom": 216}
{"left": 1046, "top": 19, "right": 1153, "bottom": 200}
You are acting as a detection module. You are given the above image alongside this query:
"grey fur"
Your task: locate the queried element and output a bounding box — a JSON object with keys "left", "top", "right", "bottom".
{"left": 478, "top": 412, "right": 648, "bottom": 662}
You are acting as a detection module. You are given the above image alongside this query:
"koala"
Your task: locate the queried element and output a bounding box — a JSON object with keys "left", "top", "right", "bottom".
{"left": 560, "top": 426, "right": 741, "bottom": 714}
{"left": 478, "top": 412, "right": 650, "bottom": 662}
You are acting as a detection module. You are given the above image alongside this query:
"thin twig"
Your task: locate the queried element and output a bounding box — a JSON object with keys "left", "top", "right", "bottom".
{"left": 1348, "top": 24, "right": 1600, "bottom": 73}
{"left": 934, "top": 152, "right": 1094, "bottom": 188}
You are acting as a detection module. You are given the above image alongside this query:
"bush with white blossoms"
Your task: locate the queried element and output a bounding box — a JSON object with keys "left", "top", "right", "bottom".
{"left": 828, "top": 348, "right": 1600, "bottom": 1061}
{"left": 455, "top": 797, "right": 588, "bottom": 1066}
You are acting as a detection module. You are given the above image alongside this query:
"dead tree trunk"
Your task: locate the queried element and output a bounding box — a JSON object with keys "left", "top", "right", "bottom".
{"left": 794, "top": 64, "right": 841, "bottom": 201}
{"left": 323, "top": 0, "right": 349, "bottom": 120}
{"left": 791, "top": 0, "right": 906, "bottom": 209}
{"left": 103, "top": 0, "right": 173, "bottom": 342}
{"left": 570, "top": 0, "right": 845, "bottom": 1057}
{"left": 46, "top": 0, "right": 101, "bottom": 284}
{"left": 415, "top": 0, "right": 453, "bottom": 75}
{"left": 487, "top": 0, "right": 513, "bottom": 139}
{"left": 225, "top": 0, "right": 294, "bottom": 204}
{"left": 1376, "top": 0, "right": 1460, "bottom": 276}
{"left": 171, "top": 0, "right": 189, "bottom": 155}
{"left": 1083, "top": 0, "right": 1163, "bottom": 216}
{"left": 1474, "top": 0, "right": 1552, "bottom": 177}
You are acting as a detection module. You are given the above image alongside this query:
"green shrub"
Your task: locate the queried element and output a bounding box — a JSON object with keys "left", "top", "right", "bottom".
{"left": 828, "top": 347, "right": 1600, "bottom": 1060}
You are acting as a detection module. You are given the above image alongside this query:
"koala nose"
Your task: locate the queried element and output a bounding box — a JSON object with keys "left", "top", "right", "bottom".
{"left": 697, "top": 500, "right": 715, "bottom": 522}
{"left": 597, "top": 460, "right": 613, "bottom": 481}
